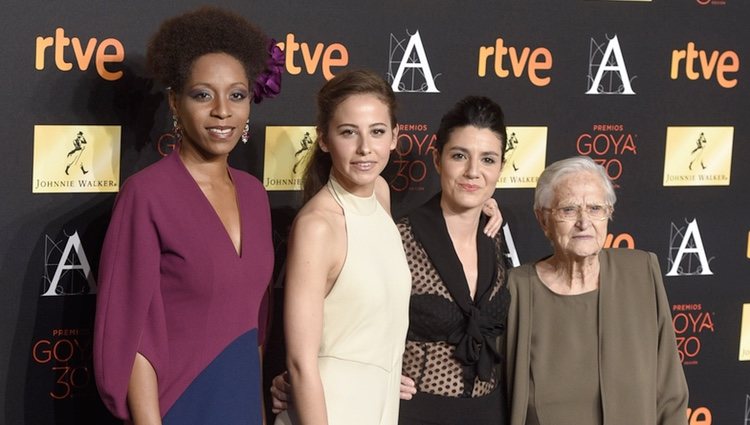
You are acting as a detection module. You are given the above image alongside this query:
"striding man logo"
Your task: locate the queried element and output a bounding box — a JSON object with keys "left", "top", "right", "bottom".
{"left": 688, "top": 132, "right": 707, "bottom": 171}
{"left": 504, "top": 132, "right": 520, "bottom": 172}
{"left": 64, "top": 131, "right": 89, "bottom": 175}
{"left": 293, "top": 132, "right": 314, "bottom": 174}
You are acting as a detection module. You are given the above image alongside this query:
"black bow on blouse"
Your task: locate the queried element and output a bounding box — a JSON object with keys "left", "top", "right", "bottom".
{"left": 408, "top": 194, "right": 505, "bottom": 385}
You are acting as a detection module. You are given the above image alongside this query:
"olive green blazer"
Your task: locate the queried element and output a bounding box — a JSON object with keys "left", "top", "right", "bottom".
{"left": 505, "top": 249, "right": 688, "bottom": 425}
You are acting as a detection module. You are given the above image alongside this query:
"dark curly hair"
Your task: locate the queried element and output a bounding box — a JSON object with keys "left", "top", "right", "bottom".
{"left": 147, "top": 6, "right": 268, "bottom": 93}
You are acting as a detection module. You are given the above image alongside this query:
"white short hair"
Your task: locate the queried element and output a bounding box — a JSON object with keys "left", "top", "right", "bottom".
{"left": 533, "top": 156, "right": 616, "bottom": 210}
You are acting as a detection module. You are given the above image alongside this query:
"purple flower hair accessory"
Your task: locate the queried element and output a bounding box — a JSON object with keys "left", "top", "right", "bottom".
{"left": 252, "top": 39, "right": 285, "bottom": 104}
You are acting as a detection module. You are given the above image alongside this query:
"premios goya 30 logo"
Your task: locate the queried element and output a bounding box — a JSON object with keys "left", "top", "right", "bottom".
{"left": 32, "top": 328, "right": 94, "bottom": 400}
{"left": 263, "top": 126, "right": 316, "bottom": 191}
{"left": 33, "top": 125, "right": 120, "bottom": 193}
{"left": 390, "top": 123, "right": 436, "bottom": 193}
{"left": 672, "top": 303, "right": 715, "bottom": 365}
{"left": 663, "top": 126, "right": 733, "bottom": 186}
{"left": 496, "top": 126, "right": 548, "bottom": 189}
{"left": 576, "top": 124, "right": 638, "bottom": 188}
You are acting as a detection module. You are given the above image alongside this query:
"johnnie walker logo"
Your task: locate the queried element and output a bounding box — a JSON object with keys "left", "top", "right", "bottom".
{"left": 663, "top": 127, "right": 733, "bottom": 186}
{"left": 496, "top": 126, "right": 548, "bottom": 189}
{"left": 263, "top": 126, "right": 316, "bottom": 191}
{"left": 33, "top": 125, "right": 121, "bottom": 193}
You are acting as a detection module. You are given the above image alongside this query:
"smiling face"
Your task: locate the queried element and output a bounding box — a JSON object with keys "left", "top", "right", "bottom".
{"left": 319, "top": 93, "right": 397, "bottom": 196}
{"left": 169, "top": 52, "right": 250, "bottom": 160}
{"left": 435, "top": 126, "right": 504, "bottom": 214}
{"left": 536, "top": 171, "right": 610, "bottom": 260}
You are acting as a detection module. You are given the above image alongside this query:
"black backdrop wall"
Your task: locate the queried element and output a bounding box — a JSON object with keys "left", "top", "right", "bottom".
{"left": 1, "top": 1, "right": 748, "bottom": 424}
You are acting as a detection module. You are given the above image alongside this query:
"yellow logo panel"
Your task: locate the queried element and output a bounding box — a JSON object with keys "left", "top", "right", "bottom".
{"left": 33, "top": 125, "right": 121, "bottom": 193}
{"left": 740, "top": 304, "right": 750, "bottom": 361}
{"left": 663, "top": 126, "right": 733, "bottom": 186}
{"left": 263, "top": 126, "right": 316, "bottom": 191}
{"left": 496, "top": 126, "right": 547, "bottom": 189}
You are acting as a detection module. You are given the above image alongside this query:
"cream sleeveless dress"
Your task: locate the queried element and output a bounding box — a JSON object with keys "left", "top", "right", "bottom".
{"left": 275, "top": 176, "right": 411, "bottom": 425}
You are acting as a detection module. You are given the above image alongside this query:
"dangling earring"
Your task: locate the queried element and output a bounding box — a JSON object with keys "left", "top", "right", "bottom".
{"left": 172, "top": 115, "right": 181, "bottom": 140}
{"left": 241, "top": 119, "right": 250, "bottom": 144}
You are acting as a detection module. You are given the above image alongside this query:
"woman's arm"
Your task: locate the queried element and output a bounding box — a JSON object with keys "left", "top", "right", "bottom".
{"left": 283, "top": 211, "right": 340, "bottom": 425}
{"left": 482, "top": 197, "right": 503, "bottom": 237}
{"left": 94, "top": 180, "right": 163, "bottom": 421}
{"left": 127, "top": 353, "right": 162, "bottom": 425}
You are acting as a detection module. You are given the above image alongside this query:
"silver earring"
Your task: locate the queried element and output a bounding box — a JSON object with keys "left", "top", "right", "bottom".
{"left": 172, "top": 115, "right": 181, "bottom": 140}
{"left": 241, "top": 119, "right": 249, "bottom": 144}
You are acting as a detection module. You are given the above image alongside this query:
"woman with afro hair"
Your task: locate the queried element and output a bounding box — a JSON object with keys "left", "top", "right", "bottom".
{"left": 94, "top": 6, "right": 281, "bottom": 424}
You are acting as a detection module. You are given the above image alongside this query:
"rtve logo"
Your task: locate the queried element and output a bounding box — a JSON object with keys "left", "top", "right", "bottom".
{"left": 477, "top": 36, "right": 552, "bottom": 87}
{"left": 670, "top": 42, "right": 739, "bottom": 88}
{"left": 35, "top": 28, "right": 125, "bottom": 81}
{"left": 277, "top": 33, "right": 349, "bottom": 81}
{"left": 686, "top": 406, "right": 712, "bottom": 425}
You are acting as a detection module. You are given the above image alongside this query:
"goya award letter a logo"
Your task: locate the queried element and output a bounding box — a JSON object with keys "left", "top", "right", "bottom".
{"left": 663, "top": 126, "right": 733, "bottom": 186}
{"left": 33, "top": 125, "right": 121, "bottom": 193}
{"left": 496, "top": 126, "right": 547, "bottom": 189}
{"left": 263, "top": 126, "right": 316, "bottom": 191}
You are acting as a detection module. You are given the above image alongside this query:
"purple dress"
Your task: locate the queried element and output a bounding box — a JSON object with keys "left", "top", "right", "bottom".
{"left": 94, "top": 150, "right": 273, "bottom": 424}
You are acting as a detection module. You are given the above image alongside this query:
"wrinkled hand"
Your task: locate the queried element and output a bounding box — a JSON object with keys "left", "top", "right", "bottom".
{"left": 270, "top": 371, "right": 291, "bottom": 414}
{"left": 400, "top": 375, "right": 417, "bottom": 400}
{"left": 482, "top": 198, "right": 503, "bottom": 237}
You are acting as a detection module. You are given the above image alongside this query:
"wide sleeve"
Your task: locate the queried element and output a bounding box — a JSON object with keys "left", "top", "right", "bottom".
{"left": 650, "top": 252, "right": 689, "bottom": 425}
{"left": 93, "top": 179, "right": 166, "bottom": 421}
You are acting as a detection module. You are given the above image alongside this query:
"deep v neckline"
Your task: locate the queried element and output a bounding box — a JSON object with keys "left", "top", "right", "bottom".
{"left": 174, "top": 152, "right": 244, "bottom": 258}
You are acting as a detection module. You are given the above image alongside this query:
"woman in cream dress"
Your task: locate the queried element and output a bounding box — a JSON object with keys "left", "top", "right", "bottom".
{"left": 274, "top": 70, "right": 411, "bottom": 425}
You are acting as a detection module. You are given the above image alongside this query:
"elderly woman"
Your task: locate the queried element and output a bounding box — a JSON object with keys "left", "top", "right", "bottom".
{"left": 505, "top": 156, "right": 688, "bottom": 425}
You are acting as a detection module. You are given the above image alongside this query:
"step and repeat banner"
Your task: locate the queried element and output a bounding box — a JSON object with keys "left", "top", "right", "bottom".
{"left": 1, "top": 0, "right": 748, "bottom": 424}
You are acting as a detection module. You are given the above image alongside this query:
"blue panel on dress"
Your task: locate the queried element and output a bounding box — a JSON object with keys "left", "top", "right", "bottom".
{"left": 163, "top": 329, "right": 262, "bottom": 425}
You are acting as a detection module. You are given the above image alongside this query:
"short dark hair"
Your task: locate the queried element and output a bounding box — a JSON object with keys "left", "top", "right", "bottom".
{"left": 146, "top": 6, "right": 268, "bottom": 92}
{"left": 434, "top": 96, "right": 507, "bottom": 163}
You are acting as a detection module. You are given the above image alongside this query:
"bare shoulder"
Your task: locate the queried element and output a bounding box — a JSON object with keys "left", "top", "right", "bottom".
{"left": 289, "top": 187, "right": 344, "bottom": 247}
{"left": 287, "top": 188, "right": 347, "bottom": 289}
